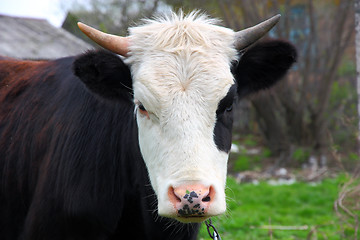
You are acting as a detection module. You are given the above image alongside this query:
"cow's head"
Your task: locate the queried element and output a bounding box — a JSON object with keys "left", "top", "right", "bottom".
{"left": 74, "top": 12, "right": 296, "bottom": 223}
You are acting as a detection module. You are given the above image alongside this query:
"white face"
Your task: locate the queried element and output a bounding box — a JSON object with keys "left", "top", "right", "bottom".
{"left": 126, "top": 13, "right": 237, "bottom": 222}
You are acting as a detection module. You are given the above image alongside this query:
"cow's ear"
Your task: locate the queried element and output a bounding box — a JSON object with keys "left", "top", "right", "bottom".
{"left": 73, "top": 50, "right": 132, "bottom": 101}
{"left": 232, "top": 40, "right": 297, "bottom": 98}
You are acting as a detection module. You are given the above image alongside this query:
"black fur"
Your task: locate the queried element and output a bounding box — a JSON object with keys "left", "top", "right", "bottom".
{"left": 232, "top": 40, "right": 297, "bottom": 98}
{"left": 213, "top": 85, "right": 237, "bottom": 153}
{"left": 73, "top": 50, "right": 133, "bottom": 101}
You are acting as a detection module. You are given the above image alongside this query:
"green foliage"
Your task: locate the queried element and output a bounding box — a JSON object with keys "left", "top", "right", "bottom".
{"left": 98, "top": 22, "right": 108, "bottom": 33}
{"left": 328, "top": 79, "right": 359, "bottom": 169}
{"left": 292, "top": 147, "right": 310, "bottom": 164}
{"left": 262, "top": 148, "right": 272, "bottom": 158}
{"left": 330, "top": 81, "right": 355, "bottom": 109}
{"left": 232, "top": 138, "right": 265, "bottom": 172}
{"left": 243, "top": 136, "right": 258, "bottom": 147}
{"left": 198, "top": 176, "right": 354, "bottom": 239}
{"left": 337, "top": 57, "right": 356, "bottom": 77}
{"left": 234, "top": 155, "right": 250, "bottom": 171}
{"left": 348, "top": 153, "right": 360, "bottom": 162}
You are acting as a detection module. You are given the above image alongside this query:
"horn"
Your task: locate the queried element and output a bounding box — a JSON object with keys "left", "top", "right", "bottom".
{"left": 77, "top": 22, "right": 129, "bottom": 56}
{"left": 234, "top": 14, "right": 281, "bottom": 50}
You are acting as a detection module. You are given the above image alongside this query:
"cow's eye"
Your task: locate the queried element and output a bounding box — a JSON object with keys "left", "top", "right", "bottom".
{"left": 137, "top": 102, "right": 149, "bottom": 118}
{"left": 226, "top": 104, "right": 233, "bottom": 112}
{"left": 138, "top": 103, "right": 146, "bottom": 112}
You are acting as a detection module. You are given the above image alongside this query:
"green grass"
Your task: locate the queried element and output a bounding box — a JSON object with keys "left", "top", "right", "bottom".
{"left": 198, "top": 175, "right": 354, "bottom": 240}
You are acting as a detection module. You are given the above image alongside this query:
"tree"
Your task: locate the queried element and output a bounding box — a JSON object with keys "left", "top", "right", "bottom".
{"left": 62, "top": 0, "right": 162, "bottom": 45}
{"left": 356, "top": 0, "right": 360, "bottom": 156}
{"left": 237, "top": 0, "right": 355, "bottom": 170}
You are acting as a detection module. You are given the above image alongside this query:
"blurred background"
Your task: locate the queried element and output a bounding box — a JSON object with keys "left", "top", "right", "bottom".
{"left": 1, "top": 0, "right": 359, "bottom": 239}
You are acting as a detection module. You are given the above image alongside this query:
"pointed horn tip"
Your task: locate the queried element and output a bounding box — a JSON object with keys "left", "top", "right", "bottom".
{"left": 77, "top": 22, "right": 90, "bottom": 33}
{"left": 234, "top": 14, "right": 282, "bottom": 50}
{"left": 271, "top": 14, "right": 281, "bottom": 22}
{"left": 262, "top": 14, "right": 281, "bottom": 26}
{"left": 76, "top": 21, "right": 129, "bottom": 57}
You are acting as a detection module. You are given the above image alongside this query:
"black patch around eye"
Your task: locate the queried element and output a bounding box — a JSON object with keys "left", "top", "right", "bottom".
{"left": 213, "top": 84, "right": 237, "bottom": 153}
{"left": 216, "top": 85, "right": 237, "bottom": 114}
{"left": 226, "top": 104, "right": 233, "bottom": 112}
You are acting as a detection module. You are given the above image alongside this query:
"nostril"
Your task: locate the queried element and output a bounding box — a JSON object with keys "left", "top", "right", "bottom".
{"left": 168, "top": 186, "right": 181, "bottom": 204}
{"left": 202, "top": 185, "right": 214, "bottom": 203}
{"left": 202, "top": 195, "right": 211, "bottom": 202}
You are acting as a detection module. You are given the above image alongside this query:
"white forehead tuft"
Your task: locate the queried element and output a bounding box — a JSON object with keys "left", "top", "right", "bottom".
{"left": 125, "top": 11, "right": 237, "bottom": 112}
{"left": 126, "top": 10, "right": 237, "bottom": 61}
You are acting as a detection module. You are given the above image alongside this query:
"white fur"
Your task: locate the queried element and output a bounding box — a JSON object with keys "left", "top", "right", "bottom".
{"left": 125, "top": 11, "right": 237, "bottom": 220}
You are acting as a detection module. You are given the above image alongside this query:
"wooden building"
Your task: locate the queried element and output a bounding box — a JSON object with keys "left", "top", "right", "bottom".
{"left": 0, "top": 14, "right": 93, "bottom": 59}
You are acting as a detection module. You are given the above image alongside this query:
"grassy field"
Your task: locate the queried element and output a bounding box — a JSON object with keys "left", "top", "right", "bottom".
{"left": 198, "top": 175, "right": 357, "bottom": 240}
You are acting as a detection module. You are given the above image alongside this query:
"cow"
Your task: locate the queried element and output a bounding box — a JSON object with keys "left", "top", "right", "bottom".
{"left": 0, "top": 11, "right": 296, "bottom": 240}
